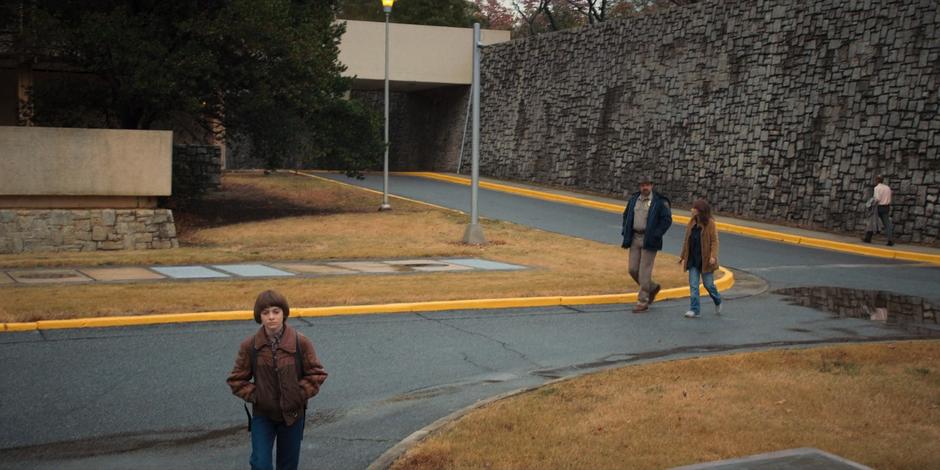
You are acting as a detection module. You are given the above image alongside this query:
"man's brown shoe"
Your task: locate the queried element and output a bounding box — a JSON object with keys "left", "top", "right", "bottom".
{"left": 633, "top": 303, "right": 649, "bottom": 313}
{"left": 648, "top": 285, "right": 662, "bottom": 304}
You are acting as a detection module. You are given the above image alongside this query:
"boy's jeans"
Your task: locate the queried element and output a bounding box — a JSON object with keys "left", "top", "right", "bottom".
{"left": 250, "top": 414, "right": 305, "bottom": 470}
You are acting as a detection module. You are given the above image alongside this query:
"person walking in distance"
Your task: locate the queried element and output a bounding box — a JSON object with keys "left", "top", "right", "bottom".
{"left": 863, "top": 175, "right": 894, "bottom": 246}
{"left": 678, "top": 198, "right": 722, "bottom": 318}
{"left": 621, "top": 175, "right": 673, "bottom": 313}
{"left": 228, "top": 290, "right": 328, "bottom": 470}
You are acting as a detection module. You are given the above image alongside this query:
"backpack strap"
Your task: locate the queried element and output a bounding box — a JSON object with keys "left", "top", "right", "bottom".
{"left": 246, "top": 343, "right": 257, "bottom": 433}
{"left": 249, "top": 344, "right": 258, "bottom": 382}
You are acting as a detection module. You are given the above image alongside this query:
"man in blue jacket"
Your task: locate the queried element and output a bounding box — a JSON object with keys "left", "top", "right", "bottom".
{"left": 621, "top": 175, "right": 672, "bottom": 313}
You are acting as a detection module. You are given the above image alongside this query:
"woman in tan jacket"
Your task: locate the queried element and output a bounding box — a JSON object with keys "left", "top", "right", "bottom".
{"left": 678, "top": 199, "right": 722, "bottom": 318}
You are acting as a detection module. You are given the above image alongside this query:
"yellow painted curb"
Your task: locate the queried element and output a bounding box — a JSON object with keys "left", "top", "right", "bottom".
{"left": 406, "top": 172, "right": 627, "bottom": 213}
{"left": 21, "top": 311, "right": 254, "bottom": 331}
{"left": 0, "top": 269, "right": 734, "bottom": 332}
{"left": 3, "top": 322, "right": 38, "bottom": 332}
{"left": 407, "top": 172, "right": 940, "bottom": 265}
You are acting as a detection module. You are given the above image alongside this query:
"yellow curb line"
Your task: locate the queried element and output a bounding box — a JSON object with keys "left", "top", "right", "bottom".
{"left": 1, "top": 268, "right": 733, "bottom": 332}
{"left": 406, "top": 172, "right": 940, "bottom": 265}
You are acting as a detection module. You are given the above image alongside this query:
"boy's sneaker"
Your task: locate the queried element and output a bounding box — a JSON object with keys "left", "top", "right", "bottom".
{"left": 684, "top": 310, "right": 700, "bottom": 318}
{"left": 715, "top": 303, "right": 722, "bottom": 315}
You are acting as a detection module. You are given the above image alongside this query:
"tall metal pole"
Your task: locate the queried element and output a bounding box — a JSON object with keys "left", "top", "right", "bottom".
{"left": 462, "top": 23, "right": 486, "bottom": 244}
{"left": 379, "top": 9, "right": 392, "bottom": 211}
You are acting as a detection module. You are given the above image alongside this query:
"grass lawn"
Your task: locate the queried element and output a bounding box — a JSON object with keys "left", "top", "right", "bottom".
{"left": 0, "top": 171, "right": 693, "bottom": 322}
{"left": 392, "top": 340, "right": 940, "bottom": 470}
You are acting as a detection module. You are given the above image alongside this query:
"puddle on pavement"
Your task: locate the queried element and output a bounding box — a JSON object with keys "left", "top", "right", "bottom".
{"left": 774, "top": 286, "right": 940, "bottom": 337}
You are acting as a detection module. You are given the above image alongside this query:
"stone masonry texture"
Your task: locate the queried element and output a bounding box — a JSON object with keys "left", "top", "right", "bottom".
{"left": 172, "top": 144, "right": 222, "bottom": 199}
{"left": 476, "top": 0, "right": 940, "bottom": 245}
{"left": 0, "top": 209, "right": 179, "bottom": 254}
{"left": 353, "top": 87, "right": 470, "bottom": 172}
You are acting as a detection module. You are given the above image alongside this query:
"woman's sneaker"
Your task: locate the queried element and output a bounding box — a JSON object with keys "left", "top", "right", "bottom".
{"left": 715, "top": 303, "right": 722, "bottom": 315}
{"left": 684, "top": 310, "right": 700, "bottom": 318}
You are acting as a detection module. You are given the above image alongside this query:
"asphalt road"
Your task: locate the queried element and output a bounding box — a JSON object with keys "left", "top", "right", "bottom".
{"left": 0, "top": 173, "right": 936, "bottom": 469}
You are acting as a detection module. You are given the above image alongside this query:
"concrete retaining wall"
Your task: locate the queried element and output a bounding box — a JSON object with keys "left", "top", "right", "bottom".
{"left": 0, "top": 126, "right": 172, "bottom": 197}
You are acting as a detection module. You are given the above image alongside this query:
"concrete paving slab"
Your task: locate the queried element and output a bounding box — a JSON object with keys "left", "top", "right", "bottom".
{"left": 443, "top": 258, "right": 526, "bottom": 271}
{"left": 150, "top": 266, "right": 230, "bottom": 279}
{"left": 0, "top": 272, "right": 13, "bottom": 284}
{"left": 7, "top": 269, "right": 93, "bottom": 284}
{"left": 270, "top": 263, "right": 357, "bottom": 275}
{"left": 210, "top": 264, "right": 294, "bottom": 277}
{"left": 384, "top": 259, "right": 474, "bottom": 272}
{"left": 328, "top": 261, "right": 406, "bottom": 273}
{"left": 78, "top": 267, "right": 166, "bottom": 282}
{"left": 671, "top": 448, "right": 872, "bottom": 470}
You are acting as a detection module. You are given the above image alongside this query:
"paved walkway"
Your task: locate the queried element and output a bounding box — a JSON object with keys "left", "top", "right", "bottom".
{"left": 405, "top": 172, "right": 940, "bottom": 263}
{"left": 0, "top": 257, "right": 526, "bottom": 286}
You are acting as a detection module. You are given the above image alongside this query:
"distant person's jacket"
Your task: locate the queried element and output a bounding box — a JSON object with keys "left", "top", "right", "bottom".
{"left": 679, "top": 218, "right": 720, "bottom": 273}
{"left": 621, "top": 191, "right": 672, "bottom": 251}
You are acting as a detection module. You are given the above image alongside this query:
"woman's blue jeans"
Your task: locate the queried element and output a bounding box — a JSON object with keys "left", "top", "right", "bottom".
{"left": 250, "top": 414, "right": 305, "bottom": 470}
{"left": 688, "top": 266, "right": 721, "bottom": 314}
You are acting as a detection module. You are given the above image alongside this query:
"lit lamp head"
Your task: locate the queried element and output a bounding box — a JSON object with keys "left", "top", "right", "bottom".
{"left": 382, "top": 0, "right": 394, "bottom": 13}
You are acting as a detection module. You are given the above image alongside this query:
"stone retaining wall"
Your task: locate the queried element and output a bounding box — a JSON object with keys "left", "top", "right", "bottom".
{"left": 0, "top": 209, "right": 178, "bottom": 254}
{"left": 478, "top": 0, "right": 940, "bottom": 244}
{"left": 172, "top": 145, "right": 222, "bottom": 198}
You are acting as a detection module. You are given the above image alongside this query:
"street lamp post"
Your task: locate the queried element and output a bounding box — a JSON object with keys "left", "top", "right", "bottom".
{"left": 462, "top": 23, "right": 486, "bottom": 245}
{"left": 379, "top": 0, "right": 394, "bottom": 211}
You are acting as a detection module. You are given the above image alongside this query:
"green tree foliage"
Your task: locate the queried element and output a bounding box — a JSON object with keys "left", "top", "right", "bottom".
{"left": 14, "top": 0, "right": 382, "bottom": 171}
{"left": 338, "top": 0, "right": 479, "bottom": 27}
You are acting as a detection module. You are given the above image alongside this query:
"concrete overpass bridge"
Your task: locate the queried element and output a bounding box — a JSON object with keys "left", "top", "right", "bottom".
{"left": 337, "top": 21, "right": 510, "bottom": 171}
{"left": 339, "top": 20, "right": 509, "bottom": 92}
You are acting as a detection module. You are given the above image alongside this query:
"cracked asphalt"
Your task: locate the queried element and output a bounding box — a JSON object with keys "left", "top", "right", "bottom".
{"left": 0, "top": 173, "right": 937, "bottom": 469}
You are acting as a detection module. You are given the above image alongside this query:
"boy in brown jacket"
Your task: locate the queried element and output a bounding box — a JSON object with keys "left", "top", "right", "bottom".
{"left": 228, "top": 290, "right": 327, "bottom": 470}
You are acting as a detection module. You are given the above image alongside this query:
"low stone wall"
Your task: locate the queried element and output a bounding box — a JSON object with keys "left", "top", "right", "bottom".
{"left": 0, "top": 209, "right": 178, "bottom": 254}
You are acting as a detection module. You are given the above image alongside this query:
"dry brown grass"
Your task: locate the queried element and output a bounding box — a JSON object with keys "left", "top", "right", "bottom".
{"left": 0, "top": 172, "right": 690, "bottom": 322}
{"left": 393, "top": 340, "right": 940, "bottom": 470}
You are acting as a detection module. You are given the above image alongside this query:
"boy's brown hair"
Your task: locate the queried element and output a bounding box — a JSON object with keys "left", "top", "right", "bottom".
{"left": 253, "top": 290, "right": 290, "bottom": 324}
